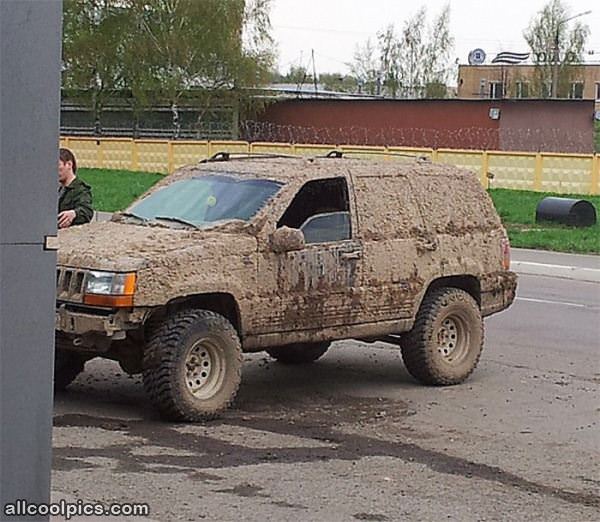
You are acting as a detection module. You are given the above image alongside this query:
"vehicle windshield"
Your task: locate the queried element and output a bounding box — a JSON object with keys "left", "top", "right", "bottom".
{"left": 127, "top": 174, "right": 283, "bottom": 227}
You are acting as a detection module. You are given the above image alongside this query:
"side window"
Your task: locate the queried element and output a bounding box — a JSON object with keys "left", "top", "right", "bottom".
{"left": 300, "top": 212, "right": 351, "bottom": 244}
{"left": 277, "top": 177, "right": 352, "bottom": 243}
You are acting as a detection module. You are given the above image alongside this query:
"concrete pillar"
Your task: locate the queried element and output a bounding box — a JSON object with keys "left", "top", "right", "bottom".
{"left": 0, "top": 1, "right": 62, "bottom": 519}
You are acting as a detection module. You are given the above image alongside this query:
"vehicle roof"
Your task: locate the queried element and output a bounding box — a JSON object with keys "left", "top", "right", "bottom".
{"left": 169, "top": 156, "right": 462, "bottom": 184}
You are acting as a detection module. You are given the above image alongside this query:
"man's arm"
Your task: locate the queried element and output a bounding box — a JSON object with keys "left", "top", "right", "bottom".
{"left": 71, "top": 184, "right": 93, "bottom": 225}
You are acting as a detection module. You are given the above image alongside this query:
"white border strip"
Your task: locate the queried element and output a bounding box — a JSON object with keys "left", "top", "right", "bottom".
{"left": 511, "top": 261, "right": 600, "bottom": 283}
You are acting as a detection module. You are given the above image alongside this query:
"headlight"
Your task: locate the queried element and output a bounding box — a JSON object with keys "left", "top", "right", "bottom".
{"left": 83, "top": 271, "right": 136, "bottom": 307}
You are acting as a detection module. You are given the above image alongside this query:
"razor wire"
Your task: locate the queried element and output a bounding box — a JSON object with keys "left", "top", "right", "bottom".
{"left": 240, "top": 121, "right": 594, "bottom": 154}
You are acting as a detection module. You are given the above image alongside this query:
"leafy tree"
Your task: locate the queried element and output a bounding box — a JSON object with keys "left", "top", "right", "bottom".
{"left": 523, "top": 0, "right": 590, "bottom": 98}
{"left": 319, "top": 73, "right": 359, "bottom": 93}
{"left": 62, "top": 0, "right": 134, "bottom": 132}
{"left": 349, "top": 5, "right": 453, "bottom": 98}
{"left": 62, "top": 0, "right": 275, "bottom": 135}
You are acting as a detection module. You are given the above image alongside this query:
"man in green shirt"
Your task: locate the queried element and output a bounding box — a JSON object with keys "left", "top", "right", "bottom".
{"left": 58, "top": 148, "right": 93, "bottom": 228}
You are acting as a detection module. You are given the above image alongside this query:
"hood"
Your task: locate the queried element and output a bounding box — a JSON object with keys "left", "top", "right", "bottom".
{"left": 58, "top": 221, "right": 257, "bottom": 272}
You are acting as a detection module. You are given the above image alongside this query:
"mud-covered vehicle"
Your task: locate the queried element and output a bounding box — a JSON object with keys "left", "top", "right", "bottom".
{"left": 55, "top": 152, "right": 517, "bottom": 421}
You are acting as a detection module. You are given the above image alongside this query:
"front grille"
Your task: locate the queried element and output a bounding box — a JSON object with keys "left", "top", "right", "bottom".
{"left": 56, "top": 267, "right": 86, "bottom": 302}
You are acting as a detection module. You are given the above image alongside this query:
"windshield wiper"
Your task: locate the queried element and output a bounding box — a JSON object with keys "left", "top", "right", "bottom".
{"left": 154, "top": 216, "right": 200, "bottom": 229}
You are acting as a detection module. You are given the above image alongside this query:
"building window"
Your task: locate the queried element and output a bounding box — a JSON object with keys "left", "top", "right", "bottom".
{"left": 489, "top": 82, "right": 503, "bottom": 99}
{"left": 569, "top": 82, "right": 584, "bottom": 99}
{"left": 515, "top": 81, "right": 529, "bottom": 98}
{"left": 596, "top": 82, "right": 600, "bottom": 101}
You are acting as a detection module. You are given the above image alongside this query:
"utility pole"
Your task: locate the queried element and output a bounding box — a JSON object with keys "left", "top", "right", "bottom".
{"left": 0, "top": 1, "right": 61, "bottom": 520}
{"left": 551, "top": 10, "right": 591, "bottom": 98}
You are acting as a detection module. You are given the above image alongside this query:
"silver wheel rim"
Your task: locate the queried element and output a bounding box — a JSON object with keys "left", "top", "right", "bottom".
{"left": 436, "top": 315, "right": 469, "bottom": 364}
{"left": 184, "top": 338, "right": 223, "bottom": 399}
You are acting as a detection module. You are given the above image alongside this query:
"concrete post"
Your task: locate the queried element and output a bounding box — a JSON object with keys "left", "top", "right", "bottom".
{"left": 0, "top": 1, "right": 62, "bottom": 520}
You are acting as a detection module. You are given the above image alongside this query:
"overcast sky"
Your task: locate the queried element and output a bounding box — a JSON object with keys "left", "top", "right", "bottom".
{"left": 269, "top": 0, "right": 599, "bottom": 75}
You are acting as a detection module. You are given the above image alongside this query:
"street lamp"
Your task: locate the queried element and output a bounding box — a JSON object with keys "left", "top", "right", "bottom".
{"left": 552, "top": 10, "right": 591, "bottom": 98}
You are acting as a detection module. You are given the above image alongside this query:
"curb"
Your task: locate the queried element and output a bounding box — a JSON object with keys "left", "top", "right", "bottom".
{"left": 511, "top": 261, "right": 600, "bottom": 283}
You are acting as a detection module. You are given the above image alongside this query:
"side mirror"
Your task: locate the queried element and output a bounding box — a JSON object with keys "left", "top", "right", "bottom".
{"left": 269, "top": 226, "right": 305, "bottom": 253}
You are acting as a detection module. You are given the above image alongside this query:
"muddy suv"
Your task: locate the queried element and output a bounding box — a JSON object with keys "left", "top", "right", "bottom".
{"left": 55, "top": 153, "right": 516, "bottom": 421}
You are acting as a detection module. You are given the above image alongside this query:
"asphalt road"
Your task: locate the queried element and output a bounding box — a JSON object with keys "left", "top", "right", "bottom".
{"left": 51, "top": 273, "right": 600, "bottom": 522}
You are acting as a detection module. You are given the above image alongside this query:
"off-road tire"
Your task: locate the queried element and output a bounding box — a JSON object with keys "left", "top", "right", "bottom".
{"left": 401, "top": 287, "right": 483, "bottom": 385}
{"left": 142, "top": 310, "right": 242, "bottom": 422}
{"left": 267, "top": 341, "right": 330, "bottom": 364}
{"left": 54, "top": 347, "right": 86, "bottom": 391}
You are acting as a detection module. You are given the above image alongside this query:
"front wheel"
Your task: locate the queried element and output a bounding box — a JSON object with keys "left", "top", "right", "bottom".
{"left": 142, "top": 310, "right": 242, "bottom": 422}
{"left": 54, "top": 333, "right": 88, "bottom": 391}
{"left": 266, "top": 341, "right": 330, "bottom": 364}
{"left": 401, "top": 287, "right": 483, "bottom": 385}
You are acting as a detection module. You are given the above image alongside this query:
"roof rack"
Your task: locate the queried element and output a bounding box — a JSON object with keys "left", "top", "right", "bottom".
{"left": 200, "top": 151, "right": 299, "bottom": 163}
{"left": 322, "top": 149, "right": 430, "bottom": 161}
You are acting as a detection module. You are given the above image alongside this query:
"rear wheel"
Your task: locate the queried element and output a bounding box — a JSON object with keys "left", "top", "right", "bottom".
{"left": 267, "top": 341, "right": 330, "bottom": 364}
{"left": 401, "top": 287, "right": 483, "bottom": 385}
{"left": 143, "top": 310, "right": 242, "bottom": 422}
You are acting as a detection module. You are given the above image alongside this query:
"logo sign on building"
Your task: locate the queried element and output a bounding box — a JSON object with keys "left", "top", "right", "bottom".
{"left": 491, "top": 51, "right": 530, "bottom": 64}
{"left": 468, "top": 48, "right": 486, "bottom": 65}
{"left": 533, "top": 51, "right": 578, "bottom": 64}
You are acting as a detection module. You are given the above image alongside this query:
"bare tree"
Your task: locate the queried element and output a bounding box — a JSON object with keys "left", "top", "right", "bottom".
{"left": 523, "top": 0, "right": 590, "bottom": 98}
{"left": 349, "top": 5, "right": 453, "bottom": 98}
{"left": 348, "top": 39, "right": 380, "bottom": 95}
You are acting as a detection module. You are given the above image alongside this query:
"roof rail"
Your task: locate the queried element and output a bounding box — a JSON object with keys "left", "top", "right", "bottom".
{"left": 321, "top": 149, "right": 430, "bottom": 161}
{"left": 200, "top": 151, "right": 299, "bottom": 163}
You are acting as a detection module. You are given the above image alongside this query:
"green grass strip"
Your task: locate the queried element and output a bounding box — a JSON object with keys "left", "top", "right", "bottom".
{"left": 77, "top": 168, "right": 598, "bottom": 254}
{"left": 489, "top": 189, "right": 599, "bottom": 254}
{"left": 79, "top": 168, "right": 163, "bottom": 212}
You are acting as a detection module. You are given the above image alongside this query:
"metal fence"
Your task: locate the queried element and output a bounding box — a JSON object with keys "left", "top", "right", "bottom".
{"left": 59, "top": 136, "right": 600, "bottom": 195}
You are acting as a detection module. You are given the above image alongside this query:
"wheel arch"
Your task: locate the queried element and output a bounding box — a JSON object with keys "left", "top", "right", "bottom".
{"left": 423, "top": 275, "right": 481, "bottom": 307}
{"left": 149, "top": 292, "right": 243, "bottom": 334}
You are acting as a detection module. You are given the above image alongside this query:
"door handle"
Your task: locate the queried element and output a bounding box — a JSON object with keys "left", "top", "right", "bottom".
{"left": 340, "top": 251, "right": 362, "bottom": 260}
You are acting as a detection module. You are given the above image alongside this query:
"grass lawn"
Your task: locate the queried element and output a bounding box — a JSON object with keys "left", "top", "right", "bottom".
{"left": 78, "top": 168, "right": 598, "bottom": 254}
{"left": 489, "top": 189, "right": 599, "bottom": 254}
{"left": 79, "top": 168, "right": 163, "bottom": 212}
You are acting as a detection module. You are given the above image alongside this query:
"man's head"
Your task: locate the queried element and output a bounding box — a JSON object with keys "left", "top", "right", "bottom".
{"left": 59, "top": 148, "right": 77, "bottom": 186}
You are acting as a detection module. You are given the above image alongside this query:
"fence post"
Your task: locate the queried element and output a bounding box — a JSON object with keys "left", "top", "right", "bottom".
{"left": 534, "top": 153, "right": 543, "bottom": 191}
{"left": 591, "top": 154, "right": 599, "bottom": 196}
{"left": 431, "top": 149, "right": 439, "bottom": 163}
{"left": 481, "top": 151, "right": 489, "bottom": 189}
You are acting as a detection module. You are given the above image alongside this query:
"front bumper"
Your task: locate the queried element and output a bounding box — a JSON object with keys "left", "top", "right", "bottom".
{"left": 55, "top": 303, "right": 147, "bottom": 337}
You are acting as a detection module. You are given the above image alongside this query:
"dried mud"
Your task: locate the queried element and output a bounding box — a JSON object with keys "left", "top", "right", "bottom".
{"left": 57, "top": 157, "right": 515, "bottom": 341}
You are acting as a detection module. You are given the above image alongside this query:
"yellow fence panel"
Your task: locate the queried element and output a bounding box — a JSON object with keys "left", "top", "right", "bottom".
{"left": 339, "top": 145, "right": 386, "bottom": 159}
{"left": 135, "top": 140, "right": 170, "bottom": 174}
{"left": 488, "top": 152, "right": 537, "bottom": 191}
{"left": 436, "top": 149, "right": 483, "bottom": 176}
{"left": 98, "top": 138, "right": 134, "bottom": 171}
{"left": 293, "top": 143, "right": 336, "bottom": 156}
{"left": 65, "top": 138, "right": 101, "bottom": 169}
{"left": 207, "top": 141, "right": 249, "bottom": 157}
{"left": 540, "top": 153, "right": 595, "bottom": 195}
{"left": 249, "top": 142, "right": 295, "bottom": 155}
{"left": 59, "top": 137, "right": 599, "bottom": 195}
{"left": 171, "top": 141, "right": 209, "bottom": 171}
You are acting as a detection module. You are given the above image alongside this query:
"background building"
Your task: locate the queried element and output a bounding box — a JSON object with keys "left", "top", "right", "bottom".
{"left": 457, "top": 64, "right": 600, "bottom": 110}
